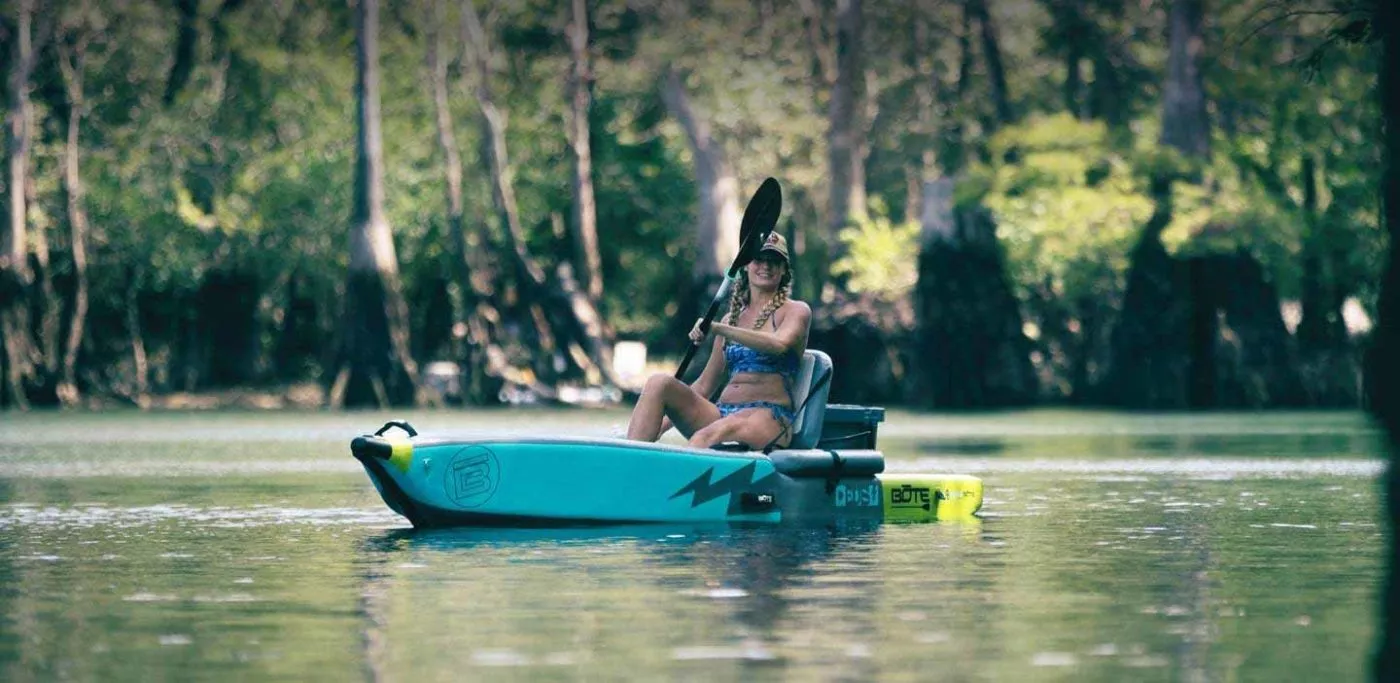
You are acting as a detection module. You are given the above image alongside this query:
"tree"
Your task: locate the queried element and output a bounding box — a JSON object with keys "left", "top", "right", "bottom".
{"left": 423, "top": 0, "right": 503, "bottom": 405}
{"left": 1, "top": 0, "right": 37, "bottom": 409}
{"left": 660, "top": 65, "right": 742, "bottom": 352}
{"left": 908, "top": 0, "right": 1037, "bottom": 409}
{"left": 459, "top": 0, "right": 618, "bottom": 395}
{"left": 54, "top": 0, "right": 99, "bottom": 407}
{"left": 1160, "top": 0, "right": 1209, "bottom": 158}
{"left": 824, "top": 0, "right": 867, "bottom": 265}
{"left": 967, "top": 0, "right": 1011, "bottom": 129}
{"left": 329, "top": 0, "right": 425, "bottom": 408}
{"left": 1374, "top": 0, "right": 1400, "bottom": 679}
{"left": 1102, "top": 0, "right": 1208, "bottom": 408}
{"left": 566, "top": 0, "right": 603, "bottom": 302}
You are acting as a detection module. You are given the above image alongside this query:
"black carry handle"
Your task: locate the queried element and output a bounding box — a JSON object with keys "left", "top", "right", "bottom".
{"left": 374, "top": 420, "right": 418, "bottom": 437}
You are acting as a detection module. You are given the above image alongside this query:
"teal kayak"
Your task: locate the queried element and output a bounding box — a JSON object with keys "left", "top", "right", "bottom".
{"left": 352, "top": 430, "right": 981, "bottom": 528}
{"left": 351, "top": 351, "right": 983, "bottom": 528}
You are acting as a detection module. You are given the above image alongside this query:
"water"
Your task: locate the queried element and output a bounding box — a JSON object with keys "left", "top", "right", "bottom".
{"left": 0, "top": 409, "right": 1386, "bottom": 680}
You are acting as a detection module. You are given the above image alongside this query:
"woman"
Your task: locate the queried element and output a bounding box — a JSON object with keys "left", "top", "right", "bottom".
{"left": 627, "top": 232, "right": 811, "bottom": 449}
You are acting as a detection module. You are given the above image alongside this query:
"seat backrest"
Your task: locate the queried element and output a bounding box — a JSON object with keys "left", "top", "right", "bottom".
{"left": 788, "top": 349, "right": 833, "bottom": 450}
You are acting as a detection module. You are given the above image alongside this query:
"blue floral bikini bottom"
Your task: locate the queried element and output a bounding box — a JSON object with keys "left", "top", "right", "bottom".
{"left": 717, "top": 400, "right": 795, "bottom": 425}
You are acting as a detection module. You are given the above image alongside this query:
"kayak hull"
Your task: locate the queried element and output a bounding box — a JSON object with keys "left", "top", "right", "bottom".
{"left": 353, "top": 434, "right": 981, "bottom": 528}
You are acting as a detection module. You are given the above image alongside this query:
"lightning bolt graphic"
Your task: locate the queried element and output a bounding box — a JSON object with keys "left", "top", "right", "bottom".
{"left": 670, "top": 461, "right": 777, "bottom": 514}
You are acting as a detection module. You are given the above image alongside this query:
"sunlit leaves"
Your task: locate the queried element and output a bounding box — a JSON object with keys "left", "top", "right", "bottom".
{"left": 977, "top": 113, "right": 1152, "bottom": 301}
{"left": 831, "top": 202, "right": 920, "bottom": 301}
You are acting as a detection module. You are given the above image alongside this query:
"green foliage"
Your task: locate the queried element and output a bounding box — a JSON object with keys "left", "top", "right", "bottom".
{"left": 4, "top": 0, "right": 1386, "bottom": 401}
{"left": 976, "top": 113, "right": 1153, "bottom": 300}
{"left": 830, "top": 201, "right": 921, "bottom": 302}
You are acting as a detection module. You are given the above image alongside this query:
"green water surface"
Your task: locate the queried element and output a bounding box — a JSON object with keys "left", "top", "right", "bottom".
{"left": 0, "top": 409, "right": 1386, "bottom": 681}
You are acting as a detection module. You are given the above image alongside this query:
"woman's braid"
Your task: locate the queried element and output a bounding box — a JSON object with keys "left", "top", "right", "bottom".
{"left": 725, "top": 272, "right": 751, "bottom": 326}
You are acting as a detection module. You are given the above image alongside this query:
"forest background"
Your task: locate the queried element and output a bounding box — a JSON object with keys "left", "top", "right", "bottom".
{"left": 0, "top": 0, "right": 1389, "bottom": 412}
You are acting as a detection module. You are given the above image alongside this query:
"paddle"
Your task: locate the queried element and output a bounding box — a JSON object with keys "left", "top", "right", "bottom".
{"left": 674, "top": 177, "right": 782, "bottom": 380}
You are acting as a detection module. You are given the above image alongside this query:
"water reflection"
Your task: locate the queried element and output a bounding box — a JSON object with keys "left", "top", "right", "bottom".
{"left": 350, "top": 519, "right": 996, "bottom": 678}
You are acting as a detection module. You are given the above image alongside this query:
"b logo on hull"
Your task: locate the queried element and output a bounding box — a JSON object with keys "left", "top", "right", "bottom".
{"left": 445, "top": 446, "right": 500, "bottom": 508}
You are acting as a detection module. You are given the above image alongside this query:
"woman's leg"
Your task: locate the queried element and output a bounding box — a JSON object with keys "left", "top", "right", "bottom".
{"left": 627, "top": 373, "right": 722, "bottom": 441}
{"left": 687, "top": 408, "right": 789, "bottom": 449}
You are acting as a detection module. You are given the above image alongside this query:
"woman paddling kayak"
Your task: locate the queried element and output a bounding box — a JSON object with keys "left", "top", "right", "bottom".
{"left": 627, "top": 232, "right": 812, "bottom": 449}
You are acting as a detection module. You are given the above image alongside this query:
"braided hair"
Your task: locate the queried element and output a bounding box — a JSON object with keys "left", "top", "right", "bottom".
{"left": 726, "top": 268, "right": 793, "bottom": 330}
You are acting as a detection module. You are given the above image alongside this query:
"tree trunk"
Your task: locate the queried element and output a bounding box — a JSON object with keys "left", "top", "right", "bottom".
{"left": 1103, "top": 0, "right": 1209, "bottom": 409}
{"left": 1, "top": 0, "right": 36, "bottom": 410}
{"left": 939, "top": 3, "right": 974, "bottom": 175}
{"left": 164, "top": 0, "right": 199, "bottom": 104}
{"left": 1103, "top": 178, "right": 1193, "bottom": 408}
{"left": 1374, "top": 0, "right": 1400, "bottom": 677}
{"left": 660, "top": 68, "right": 742, "bottom": 286}
{"left": 460, "top": 4, "right": 544, "bottom": 292}
{"left": 125, "top": 266, "right": 149, "bottom": 408}
{"left": 968, "top": 0, "right": 1012, "bottom": 128}
{"left": 659, "top": 67, "right": 743, "bottom": 368}
{"left": 566, "top": 0, "right": 603, "bottom": 302}
{"left": 330, "top": 0, "right": 424, "bottom": 409}
{"left": 797, "top": 0, "right": 836, "bottom": 89}
{"left": 57, "top": 36, "right": 90, "bottom": 407}
{"left": 426, "top": 0, "right": 502, "bottom": 405}
{"left": 1297, "top": 154, "right": 1346, "bottom": 352}
{"left": 826, "top": 0, "right": 866, "bottom": 255}
{"left": 1160, "top": 0, "right": 1209, "bottom": 159}
{"left": 198, "top": 263, "right": 262, "bottom": 386}
{"left": 1046, "top": 0, "right": 1086, "bottom": 117}
{"left": 1186, "top": 252, "right": 1306, "bottom": 408}
{"left": 913, "top": 179, "right": 1037, "bottom": 408}
{"left": 460, "top": 0, "right": 619, "bottom": 396}
{"left": 903, "top": 13, "right": 938, "bottom": 224}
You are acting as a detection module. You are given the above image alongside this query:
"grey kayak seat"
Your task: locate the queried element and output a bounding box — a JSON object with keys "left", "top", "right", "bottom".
{"left": 787, "top": 349, "right": 833, "bottom": 450}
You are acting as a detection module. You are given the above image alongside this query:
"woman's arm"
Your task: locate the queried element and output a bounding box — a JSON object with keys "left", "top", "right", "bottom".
{"left": 711, "top": 301, "right": 811, "bottom": 355}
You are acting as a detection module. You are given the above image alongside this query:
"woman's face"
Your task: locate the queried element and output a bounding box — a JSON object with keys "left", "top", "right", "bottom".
{"left": 747, "top": 253, "right": 787, "bottom": 290}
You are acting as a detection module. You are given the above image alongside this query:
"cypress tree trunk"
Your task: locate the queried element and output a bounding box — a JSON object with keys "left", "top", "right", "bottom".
{"left": 426, "top": 0, "right": 501, "bottom": 405}
{"left": 566, "top": 0, "right": 603, "bottom": 303}
{"left": 826, "top": 0, "right": 866, "bottom": 262}
{"left": 660, "top": 67, "right": 742, "bottom": 362}
{"left": 125, "top": 265, "right": 149, "bottom": 408}
{"left": 461, "top": 1, "right": 618, "bottom": 395}
{"left": 329, "top": 0, "right": 424, "bottom": 408}
{"left": 1373, "top": 0, "right": 1400, "bottom": 677}
{"left": 968, "top": 0, "right": 1012, "bottom": 128}
{"left": 1103, "top": 0, "right": 1207, "bottom": 408}
{"left": 1, "top": 0, "right": 36, "bottom": 409}
{"left": 913, "top": 180, "right": 1037, "bottom": 408}
{"left": 1160, "top": 0, "right": 1209, "bottom": 159}
{"left": 56, "top": 34, "right": 91, "bottom": 407}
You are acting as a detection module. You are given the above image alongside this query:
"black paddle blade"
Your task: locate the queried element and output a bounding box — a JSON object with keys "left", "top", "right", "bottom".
{"left": 733, "top": 177, "right": 782, "bottom": 273}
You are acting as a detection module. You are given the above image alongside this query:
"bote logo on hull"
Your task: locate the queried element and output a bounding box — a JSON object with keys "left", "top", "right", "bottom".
{"left": 445, "top": 446, "right": 500, "bottom": 508}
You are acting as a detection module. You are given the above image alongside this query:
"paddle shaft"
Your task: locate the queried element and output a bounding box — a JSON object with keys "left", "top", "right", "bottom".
{"left": 674, "top": 275, "right": 734, "bottom": 379}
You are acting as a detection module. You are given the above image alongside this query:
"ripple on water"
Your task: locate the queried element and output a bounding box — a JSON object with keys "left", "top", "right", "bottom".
{"left": 0, "top": 504, "right": 402, "bottom": 529}
{"left": 672, "top": 641, "right": 778, "bottom": 662}
{"left": 889, "top": 457, "right": 1384, "bottom": 478}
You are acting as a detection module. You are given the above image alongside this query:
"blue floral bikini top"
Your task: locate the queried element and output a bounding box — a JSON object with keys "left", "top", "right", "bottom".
{"left": 724, "top": 341, "right": 800, "bottom": 379}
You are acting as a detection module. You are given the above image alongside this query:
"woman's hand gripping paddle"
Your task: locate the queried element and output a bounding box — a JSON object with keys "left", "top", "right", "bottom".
{"left": 674, "top": 177, "right": 782, "bottom": 380}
